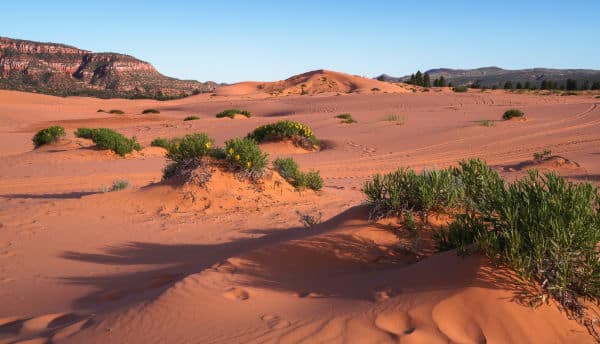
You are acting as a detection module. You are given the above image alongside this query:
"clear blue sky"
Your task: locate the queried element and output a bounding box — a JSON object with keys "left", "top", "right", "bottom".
{"left": 2, "top": 1, "right": 599, "bottom": 83}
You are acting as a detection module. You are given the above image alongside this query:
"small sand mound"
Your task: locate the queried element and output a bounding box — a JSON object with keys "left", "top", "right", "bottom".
{"left": 537, "top": 155, "right": 580, "bottom": 169}
{"left": 259, "top": 140, "right": 315, "bottom": 155}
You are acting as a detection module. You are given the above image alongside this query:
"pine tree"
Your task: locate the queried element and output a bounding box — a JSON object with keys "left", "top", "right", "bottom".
{"left": 423, "top": 73, "right": 431, "bottom": 87}
{"left": 566, "top": 79, "right": 577, "bottom": 91}
{"left": 415, "top": 71, "right": 423, "bottom": 86}
{"left": 504, "top": 81, "right": 513, "bottom": 89}
{"left": 516, "top": 82, "right": 523, "bottom": 89}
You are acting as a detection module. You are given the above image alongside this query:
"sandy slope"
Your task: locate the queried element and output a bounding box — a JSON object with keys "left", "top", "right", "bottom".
{"left": 1, "top": 87, "right": 599, "bottom": 343}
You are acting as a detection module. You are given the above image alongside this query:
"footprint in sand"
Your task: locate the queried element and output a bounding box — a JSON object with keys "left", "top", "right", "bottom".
{"left": 223, "top": 288, "right": 249, "bottom": 300}
{"left": 374, "top": 311, "right": 415, "bottom": 338}
{"left": 260, "top": 314, "right": 290, "bottom": 329}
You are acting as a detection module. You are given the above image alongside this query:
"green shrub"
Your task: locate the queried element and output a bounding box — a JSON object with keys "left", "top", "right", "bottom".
{"left": 247, "top": 120, "right": 319, "bottom": 147}
{"left": 150, "top": 137, "right": 170, "bottom": 149}
{"left": 335, "top": 113, "right": 356, "bottom": 124}
{"left": 273, "top": 157, "right": 323, "bottom": 191}
{"left": 452, "top": 86, "right": 468, "bottom": 93}
{"left": 108, "top": 109, "right": 125, "bottom": 115}
{"left": 184, "top": 116, "right": 200, "bottom": 121}
{"left": 215, "top": 109, "right": 252, "bottom": 118}
{"left": 165, "top": 133, "right": 213, "bottom": 163}
{"left": 74, "top": 128, "right": 95, "bottom": 139}
{"left": 142, "top": 109, "right": 160, "bottom": 114}
{"left": 32, "top": 126, "right": 66, "bottom": 147}
{"left": 533, "top": 149, "right": 552, "bottom": 162}
{"left": 479, "top": 120, "right": 495, "bottom": 127}
{"left": 89, "top": 128, "right": 141, "bottom": 156}
{"left": 502, "top": 109, "right": 525, "bottom": 120}
{"left": 110, "top": 179, "right": 130, "bottom": 191}
{"left": 440, "top": 170, "right": 600, "bottom": 316}
{"left": 225, "top": 137, "right": 269, "bottom": 179}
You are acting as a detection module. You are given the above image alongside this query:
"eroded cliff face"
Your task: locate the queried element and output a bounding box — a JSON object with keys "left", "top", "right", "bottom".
{"left": 0, "top": 37, "right": 216, "bottom": 99}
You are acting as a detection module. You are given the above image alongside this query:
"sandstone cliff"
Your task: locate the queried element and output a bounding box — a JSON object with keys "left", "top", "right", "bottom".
{"left": 0, "top": 37, "right": 217, "bottom": 99}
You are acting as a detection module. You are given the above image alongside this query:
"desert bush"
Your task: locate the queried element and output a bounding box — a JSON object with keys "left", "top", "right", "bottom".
{"left": 215, "top": 109, "right": 252, "bottom": 118}
{"left": 452, "top": 86, "right": 468, "bottom": 93}
{"left": 184, "top": 116, "right": 200, "bottom": 121}
{"left": 533, "top": 149, "right": 552, "bottom": 162}
{"left": 479, "top": 120, "right": 495, "bottom": 127}
{"left": 97, "top": 109, "right": 105, "bottom": 113}
{"left": 74, "top": 128, "right": 95, "bottom": 139}
{"left": 247, "top": 120, "right": 319, "bottom": 147}
{"left": 502, "top": 109, "right": 525, "bottom": 120}
{"left": 108, "top": 109, "right": 125, "bottom": 114}
{"left": 150, "top": 137, "right": 170, "bottom": 149}
{"left": 110, "top": 179, "right": 130, "bottom": 191}
{"left": 89, "top": 128, "right": 141, "bottom": 156}
{"left": 439, "top": 170, "right": 600, "bottom": 316}
{"left": 335, "top": 113, "right": 356, "bottom": 124}
{"left": 142, "top": 109, "right": 160, "bottom": 114}
{"left": 165, "top": 133, "right": 213, "bottom": 163}
{"left": 273, "top": 157, "right": 323, "bottom": 191}
{"left": 371, "top": 87, "right": 381, "bottom": 92}
{"left": 225, "top": 137, "right": 269, "bottom": 179}
{"left": 32, "top": 126, "right": 66, "bottom": 147}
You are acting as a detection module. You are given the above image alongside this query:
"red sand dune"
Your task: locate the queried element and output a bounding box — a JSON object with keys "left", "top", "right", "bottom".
{"left": 1, "top": 86, "right": 600, "bottom": 343}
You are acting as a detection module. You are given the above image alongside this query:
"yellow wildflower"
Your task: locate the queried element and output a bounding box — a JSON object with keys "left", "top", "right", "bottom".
{"left": 235, "top": 154, "right": 240, "bottom": 160}
{"left": 205, "top": 142, "right": 212, "bottom": 149}
{"left": 228, "top": 147, "right": 234, "bottom": 154}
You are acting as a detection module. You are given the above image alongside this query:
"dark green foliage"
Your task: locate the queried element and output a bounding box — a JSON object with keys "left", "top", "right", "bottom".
{"left": 452, "top": 86, "right": 468, "bottom": 93}
{"left": 423, "top": 72, "right": 431, "bottom": 88}
{"left": 215, "top": 109, "right": 252, "bottom": 118}
{"left": 165, "top": 133, "right": 213, "bottom": 163}
{"left": 566, "top": 78, "right": 578, "bottom": 91}
{"left": 89, "top": 128, "right": 141, "bottom": 156}
{"left": 208, "top": 147, "right": 227, "bottom": 160}
{"left": 504, "top": 81, "right": 513, "bottom": 89}
{"left": 32, "top": 126, "right": 66, "bottom": 147}
{"left": 184, "top": 116, "right": 200, "bottom": 121}
{"left": 142, "top": 109, "right": 160, "bottom": 114}
{"left": 108, "top": 109, "right": 125, "bottom": 114}
{"left": 150, "top": 137, "right": 170, "bottom": 149}
{"left": 247, "top": 120, "right": 319, "bottom": 147}
{"left": 335, "top": 113, "right": 356, "bottom": 124}
{"left": 433, "top": 76, "right": 446, "bottom": 87}
{"left": 225, "top": 137, "right": 269, "bottom": 178}
{"left": 74, "top": 128, "right": 95, "bottom": 139}
{"left": 502, "top": 109, "right": 525, "bottom": 120}
{"left": 110, "top": 179, "right": 129, "bottom": 191}
{"left": 273, "top": 157, "right": 323, "bottom": 191}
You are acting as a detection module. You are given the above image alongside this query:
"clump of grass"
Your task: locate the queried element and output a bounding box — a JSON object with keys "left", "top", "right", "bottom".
{"left": 273, "top": 157, "right": 323, "bottom": 191}
{"left": 452, "top": 86, "right": 468, "bottom": 93}
{"left": 74, "top": 128, "right": 95, "bottom": 139}
{"left": 502, "top": 109, "right": 525, "bottom": 120}
{"left": 142, "top": 109, "right": 160, "bottom": 114}
{"left": 150, "top": 137, "right": 170, "bottom": 149}
{"left": 108, "top": 109, "right": 125, "bottom": 115}
{"left": 371, "top": 87, "right": 381, "bottom": 92}
{"left": 97, "top": 109, "right": 105, "bottom": 113}
{"left": 479, "top": 120, "right": 495, "bottom": 127}
{"left": 383, "top": 114, "right": 406, "bottom": 125}
{"left": 247, "top": 120, "right": 319, "bottom": 149}
{"left": 215, "top": 109, "right": 252, "bottom": 118}
{"left": 110, "top": 179, "right": 129, "bottom": 191}
{"left": 533, "top": 149, "right": 552, "bottom": 162}
{"left": 32, "top": 126, "right": 66, "bottom": 148}
{"left": 88, "top": 128, "right": 141, "bottom": 156}
{"left": 184, "top": 115, "right": 200, "bottom": 121}
{"left": 335, "top": 113, "right": 356, "bottom": 124}
{"left": 225, "top": 137, "right": 269, "bottom": 180}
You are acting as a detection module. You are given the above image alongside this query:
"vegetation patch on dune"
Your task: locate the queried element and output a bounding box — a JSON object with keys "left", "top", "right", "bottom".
{"left": 502, "top": 109, "right": 525, "bottom": 120}
{"left": 32, "top": 126, "right": 66, "bottom": 148}
{"left": 142, "top": 109, "right": 160, "bottom": 114}
{"left": 273, "top": 157, "right": 323, "bottom": 191}
{"left": 335, "top": 113, "right": 356, "bottom": 124}
{"left": 184, "top": 115, "right": 200, "bottom": 121}
{"left": 452, "top": 86, "right": 468, "bottom": 93}
{"left": 216, "top": 109, "right": 252, "bottom": 118}
{"left": 150, "top": 137, "right": 170, "bottom": 149}
{"left": 75, "top": 127, "right": 141, "bottom": 156}
{"left": 479, "top": 120, "right": 495, "bottom": 127}
{"left": 225, "top": 137, "right": 269, "bottom": 180}
{"left": 108, "top": 109, "right": 125, "bottom": 115}
{"left": 364, "top": 158, "right": 600, "bottom": 318}
{"left": 247, "top": 120, "right": 319, "bottom": 149}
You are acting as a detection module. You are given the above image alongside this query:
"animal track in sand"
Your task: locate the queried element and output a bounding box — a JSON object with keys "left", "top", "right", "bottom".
{"left": 223, "top": 288, "right": 249, "bottom": 300}
{"left": 374, "top": 311, "right": 415, "bottom": 337}
{"left": 260, "top": 314, "right": 291, "bottom": 329}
